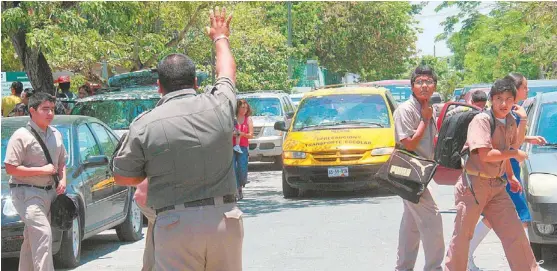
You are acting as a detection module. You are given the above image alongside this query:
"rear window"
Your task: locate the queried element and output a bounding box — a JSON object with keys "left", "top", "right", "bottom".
{"left": 2, "top": 124, "right": 71, "bottom": 168}
{"left": 71, "top": 99, "right": 159, "bottom": 130}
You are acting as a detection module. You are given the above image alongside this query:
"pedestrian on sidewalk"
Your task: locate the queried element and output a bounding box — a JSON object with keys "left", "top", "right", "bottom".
{"left": 8, "top": 88, "right": 34, "bottom": 117}
{"left": 4, "top": 92, "right": 67, "bottom": 271}
{"left": 2, "top": 81, "right": 23, "bottom": 117}
{"left": 113, "top": 6, "right": 243, "bottom": 271}
{"left": 466, "top": 73, "right": 547, "bottom": 270}
{"left": 233, "top": 99, "right": 254, "bottom": 199}
{"left": 444, "top": 78, "right": 538, "bottom": 271}
{"left": 394, "top": 65, "right": 445, "bottom": 271}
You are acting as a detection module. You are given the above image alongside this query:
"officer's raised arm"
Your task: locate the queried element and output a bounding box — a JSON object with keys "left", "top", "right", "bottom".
{"left": 208, "top": 6, "right": 235, "bottom": 84}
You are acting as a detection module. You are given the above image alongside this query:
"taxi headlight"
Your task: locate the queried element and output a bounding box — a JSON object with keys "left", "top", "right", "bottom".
{"left": 284, "top": 151, "right": 306, "bottom": 159}
{"left": 2, "top": 196, "right": 19, "bottom": 217}
{"left": 262, "top": 127, "right": 282, "bottom": 137}
{"left": 371, "top": 147, "right": 394, "bottom": 156}
{"left": 528, "top": 173, "right": 557, "bottom": 197}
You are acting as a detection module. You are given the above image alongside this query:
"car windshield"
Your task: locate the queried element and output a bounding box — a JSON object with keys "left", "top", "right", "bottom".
{"left": 71, "top": 99, "right": 159, "bottom": 130}
{"left": 533, "top": 102, "right": 557, "bottom": 153}
{"left": 1, "top": 124, "right": 70, "bottom": 169}
{"left": 243, "top": 97, "right": 283, "bottom": 117}
{"left": 292, "top": 94, "right": 391, "bottom": 131}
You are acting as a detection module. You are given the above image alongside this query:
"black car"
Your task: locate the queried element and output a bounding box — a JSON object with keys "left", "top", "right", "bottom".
{"left": 1, "top": 116, "right": 143, "bottom": 268}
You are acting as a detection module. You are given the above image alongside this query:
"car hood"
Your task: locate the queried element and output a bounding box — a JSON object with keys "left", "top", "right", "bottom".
{"left": 250, "top": 116, "right": 283, "bottom": 127}
{"left": 284, "top": 127, "right": 395, "bottom": 153}
{"left": 528, "top": 152, "right": 557, "bottom": 174}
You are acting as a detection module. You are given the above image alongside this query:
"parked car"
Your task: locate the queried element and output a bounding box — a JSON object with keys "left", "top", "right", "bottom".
{"left": 274, "top": 86, "right": 398, "bottom": 198}
{"left": 366, "top": 79, "right": 411, "bottom": 103}
{"left": 289, "top": 93, "right": 305, "bottom": 108}
{"left": 71, "top": 89, "right": 160, "bottom": 137}
{"left": 520, "top": 91, "right": 557, "bottom": 262}
{"left": 1, "top": 116, "right": 143, "bottom": 267}
{"left": 237, "top": 91, "right": 296, "bottom": 166}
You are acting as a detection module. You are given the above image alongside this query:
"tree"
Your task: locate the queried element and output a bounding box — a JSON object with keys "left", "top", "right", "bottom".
{"left": 418, "top": 55, "right": 463, "bottom": 101}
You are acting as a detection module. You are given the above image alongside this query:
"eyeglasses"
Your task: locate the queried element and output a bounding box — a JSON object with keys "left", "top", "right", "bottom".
{"left": 414, "top": 80, "right": 435, "bottom": 86}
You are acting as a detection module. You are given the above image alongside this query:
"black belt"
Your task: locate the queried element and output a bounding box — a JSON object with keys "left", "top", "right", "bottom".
{"left": 155, "top": 194, "right": 237, "bottom": 215}
{"left": 9, "top": 183, "right": 53, "bottom": 191}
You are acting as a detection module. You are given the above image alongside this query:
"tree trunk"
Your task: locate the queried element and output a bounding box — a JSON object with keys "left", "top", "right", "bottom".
{"left": 11, "top": 29, "right": 55, "bottom": 95}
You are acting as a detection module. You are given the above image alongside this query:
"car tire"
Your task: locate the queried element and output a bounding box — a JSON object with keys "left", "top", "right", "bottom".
{"left": 116, "top": 195, "right": 143, "bottom": 242}
{"left": 54, "top": 212, "right": 82, "bottom": 268}
{"left": 274, "top": 155, "right": 284, "bottom": 169}
{"left": 282, "top": 171, "right": 299, "bottom": 198}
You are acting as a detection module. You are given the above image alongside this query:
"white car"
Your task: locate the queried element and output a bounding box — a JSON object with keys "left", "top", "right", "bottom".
{"left": 237, "top": 91, "right": 295, "bottom": 166}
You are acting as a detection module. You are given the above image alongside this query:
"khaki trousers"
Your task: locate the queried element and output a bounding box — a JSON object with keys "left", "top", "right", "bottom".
{"left": 444, "top": 176, "right": 538, "bottom": 271}
{"left": 154, "top": 202, "right": 244, "bottom": 271}
{"left": 396, "top": 187, "right": 445, "bottom": 271}
{"left": 138, "top": 203, "right": 156, "bottom": 271}
{"left": 10, "top": 186, "right": 56, "bottom": 271}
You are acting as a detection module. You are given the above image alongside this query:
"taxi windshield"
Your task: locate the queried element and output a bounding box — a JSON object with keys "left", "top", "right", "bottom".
{"left": 293, "top": 94, "right": 391, "bottom": 131}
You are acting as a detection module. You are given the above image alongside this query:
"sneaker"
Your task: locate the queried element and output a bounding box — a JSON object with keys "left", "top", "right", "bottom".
{"left": 467, "top": 257, "right": 480, "bottom": 271}
{"left": 233, "top": 145, "right": 243, "bottom": 153}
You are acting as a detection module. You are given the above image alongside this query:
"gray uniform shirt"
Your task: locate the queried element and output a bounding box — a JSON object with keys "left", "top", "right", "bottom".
{"left": 112, "top": 77, "right": 237, "bottom": 209}
{"left": 393, "top": 95, "right": 437, "bottom": 160}
{"left": 4, "top": 120, "right": 67, "bottom": 186}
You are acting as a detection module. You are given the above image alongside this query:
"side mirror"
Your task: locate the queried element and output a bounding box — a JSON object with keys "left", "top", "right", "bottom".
{"left": 84, "top": 155, "right": 109, "bottom": 168}
{"left": 274, "top": 121, "right": 288, "bottom": 132}
{"left": 286, "top": 112, "right": 295, "bottom": 119}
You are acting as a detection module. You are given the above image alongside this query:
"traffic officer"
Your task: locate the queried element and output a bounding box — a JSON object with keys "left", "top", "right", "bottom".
{"left": 4, "top": 92, "right": 67, "bottom": 271}
{"left": 113, "top": 6, "right": 242, "bottom": 271}
{"left": 394, "top": 65, "right": 445, "bottom": 271}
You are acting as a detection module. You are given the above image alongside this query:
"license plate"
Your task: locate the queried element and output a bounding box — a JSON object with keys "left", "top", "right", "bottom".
{"left": 328, "top": 167, "right": 349, "bottom": 178}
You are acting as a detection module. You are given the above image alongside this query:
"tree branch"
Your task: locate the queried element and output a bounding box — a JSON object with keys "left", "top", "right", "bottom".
{"left": 142, "top": 3, "right": 208, "bottom": 68}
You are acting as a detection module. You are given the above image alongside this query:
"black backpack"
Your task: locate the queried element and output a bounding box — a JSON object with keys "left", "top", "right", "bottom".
{"left": 434, "top": 107, "right": 495, "bottom": 169}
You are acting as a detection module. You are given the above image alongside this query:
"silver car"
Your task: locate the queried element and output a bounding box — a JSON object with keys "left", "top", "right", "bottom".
{"left": 521, "top": 91, "right": 557, "bottom": 262}
{"left": 237, "top": 92, "right": 295, "bottom": 166}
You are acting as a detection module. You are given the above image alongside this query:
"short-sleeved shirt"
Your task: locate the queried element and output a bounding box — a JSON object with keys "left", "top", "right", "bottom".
{"left": 112, "top": 77, "right": 238, "bottom": 209}
{"left": 2, "top": 95, "right": 22, "bottom": 117}
{"left": 8, "top": 102, "right": 29, "bottom": 117}
{"left": 4, "top": 120, "right": 67, "bottom": 186}
{"left": 393, "top": 95, "right": 438, "bottom": 160}
{"left": 464, "top": 112, "right": 517, "bottom": 177}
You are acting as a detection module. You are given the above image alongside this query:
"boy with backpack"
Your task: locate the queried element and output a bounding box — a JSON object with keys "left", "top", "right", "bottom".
{"left": 443, "top": 79, "right": 538, "bottom": 270}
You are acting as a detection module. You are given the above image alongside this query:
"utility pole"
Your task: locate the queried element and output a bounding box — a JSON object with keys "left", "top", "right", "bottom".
{"left": 287, "top": 1, "right": 293, "bottom": 79}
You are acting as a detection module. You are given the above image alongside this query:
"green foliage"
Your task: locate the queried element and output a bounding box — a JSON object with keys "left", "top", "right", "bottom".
{"left": 436, "top": 1, "right": 557, "bottom": 82}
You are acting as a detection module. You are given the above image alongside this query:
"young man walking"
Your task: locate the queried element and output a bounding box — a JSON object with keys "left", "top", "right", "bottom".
{"left": 394, "top": 65, "right": 444, "bottom": 271}
{"left": 4, "top": 92, "right": 67, "bottom": 271}
{"left": 444, "top": 78, "right": 538, "bottom": 271}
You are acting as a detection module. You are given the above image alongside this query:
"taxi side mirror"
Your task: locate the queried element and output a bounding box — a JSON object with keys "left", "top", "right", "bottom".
{"left": 84, "top": 155, "right": 109, "bottom": 168}
{"left": 274, "top": 121, "right": 288, "bottom": 132}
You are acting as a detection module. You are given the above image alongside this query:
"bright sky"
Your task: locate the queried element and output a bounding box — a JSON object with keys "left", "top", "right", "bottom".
{"left": 414, "top": 1, "right": 494, "bottom": 57}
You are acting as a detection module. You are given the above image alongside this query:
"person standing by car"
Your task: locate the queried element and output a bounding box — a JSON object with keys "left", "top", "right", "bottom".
{"left": 233, "top": 99, "right": 254, "bottom": 199}
{"left": 112, "top": 6, "right": 243, "bottom": 270}
{"left": 444, "top": 78, "right": 537, "bottom": 271}
{"left": 8, "top": 88, "right": 34, "bottom": 117}
{"left": 466, "top": 73, "right": 548, "bottom": 270}
{"left": 2, "top": 81, "right": 23, "bottom": 117}
{"left": 3, "top": 92, "right": 67, "bottom": 271}
{"left": 394, "top": 66, "right": 445, "bottom": 271}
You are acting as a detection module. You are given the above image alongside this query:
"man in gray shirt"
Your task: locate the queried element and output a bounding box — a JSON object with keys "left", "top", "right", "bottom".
{"left": 394, "top": 66, "right": 444, "bottom": 271}
{"left": 113, "top": 7, "right": 243, "bottom": 271}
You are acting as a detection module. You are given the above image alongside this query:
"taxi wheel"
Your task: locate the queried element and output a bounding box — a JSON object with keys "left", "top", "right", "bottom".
{"left": 282, "top": 171, "right": 299, "bottom": 198}
{"left": 116, "top": 195, "right": 143, "bottom": 242}
{"left": 55, "top": 213, "right": 81, "bottom": 268}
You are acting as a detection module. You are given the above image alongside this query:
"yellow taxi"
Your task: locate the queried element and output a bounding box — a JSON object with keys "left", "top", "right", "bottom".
{"left": 274, "top": 86, "right": 398, "bottom": 197}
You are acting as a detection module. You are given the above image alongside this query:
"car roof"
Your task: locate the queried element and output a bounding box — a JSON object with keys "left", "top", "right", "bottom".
{"left": 1, "top": 115, "right": 103, "bottom": 128}
{"left": 305, "top": 86, "right": 388, "bottom": 97}
{"left": 539, "top": 91, "right": 557, "bottom": 103}
{"left": 366, "top": 79, "right": 410, "bottom": 86}
{"left": 77, "top": 87, "right": 160, "bottom": 102}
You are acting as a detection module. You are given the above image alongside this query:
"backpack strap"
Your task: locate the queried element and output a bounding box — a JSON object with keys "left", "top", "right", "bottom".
{"left": 26, "top": 125, "right": 60, "bottom": 188}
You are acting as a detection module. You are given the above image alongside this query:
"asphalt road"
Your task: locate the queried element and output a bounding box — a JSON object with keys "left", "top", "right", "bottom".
{"left": 2, "top": 163, "right": 557, "bottom": 270}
